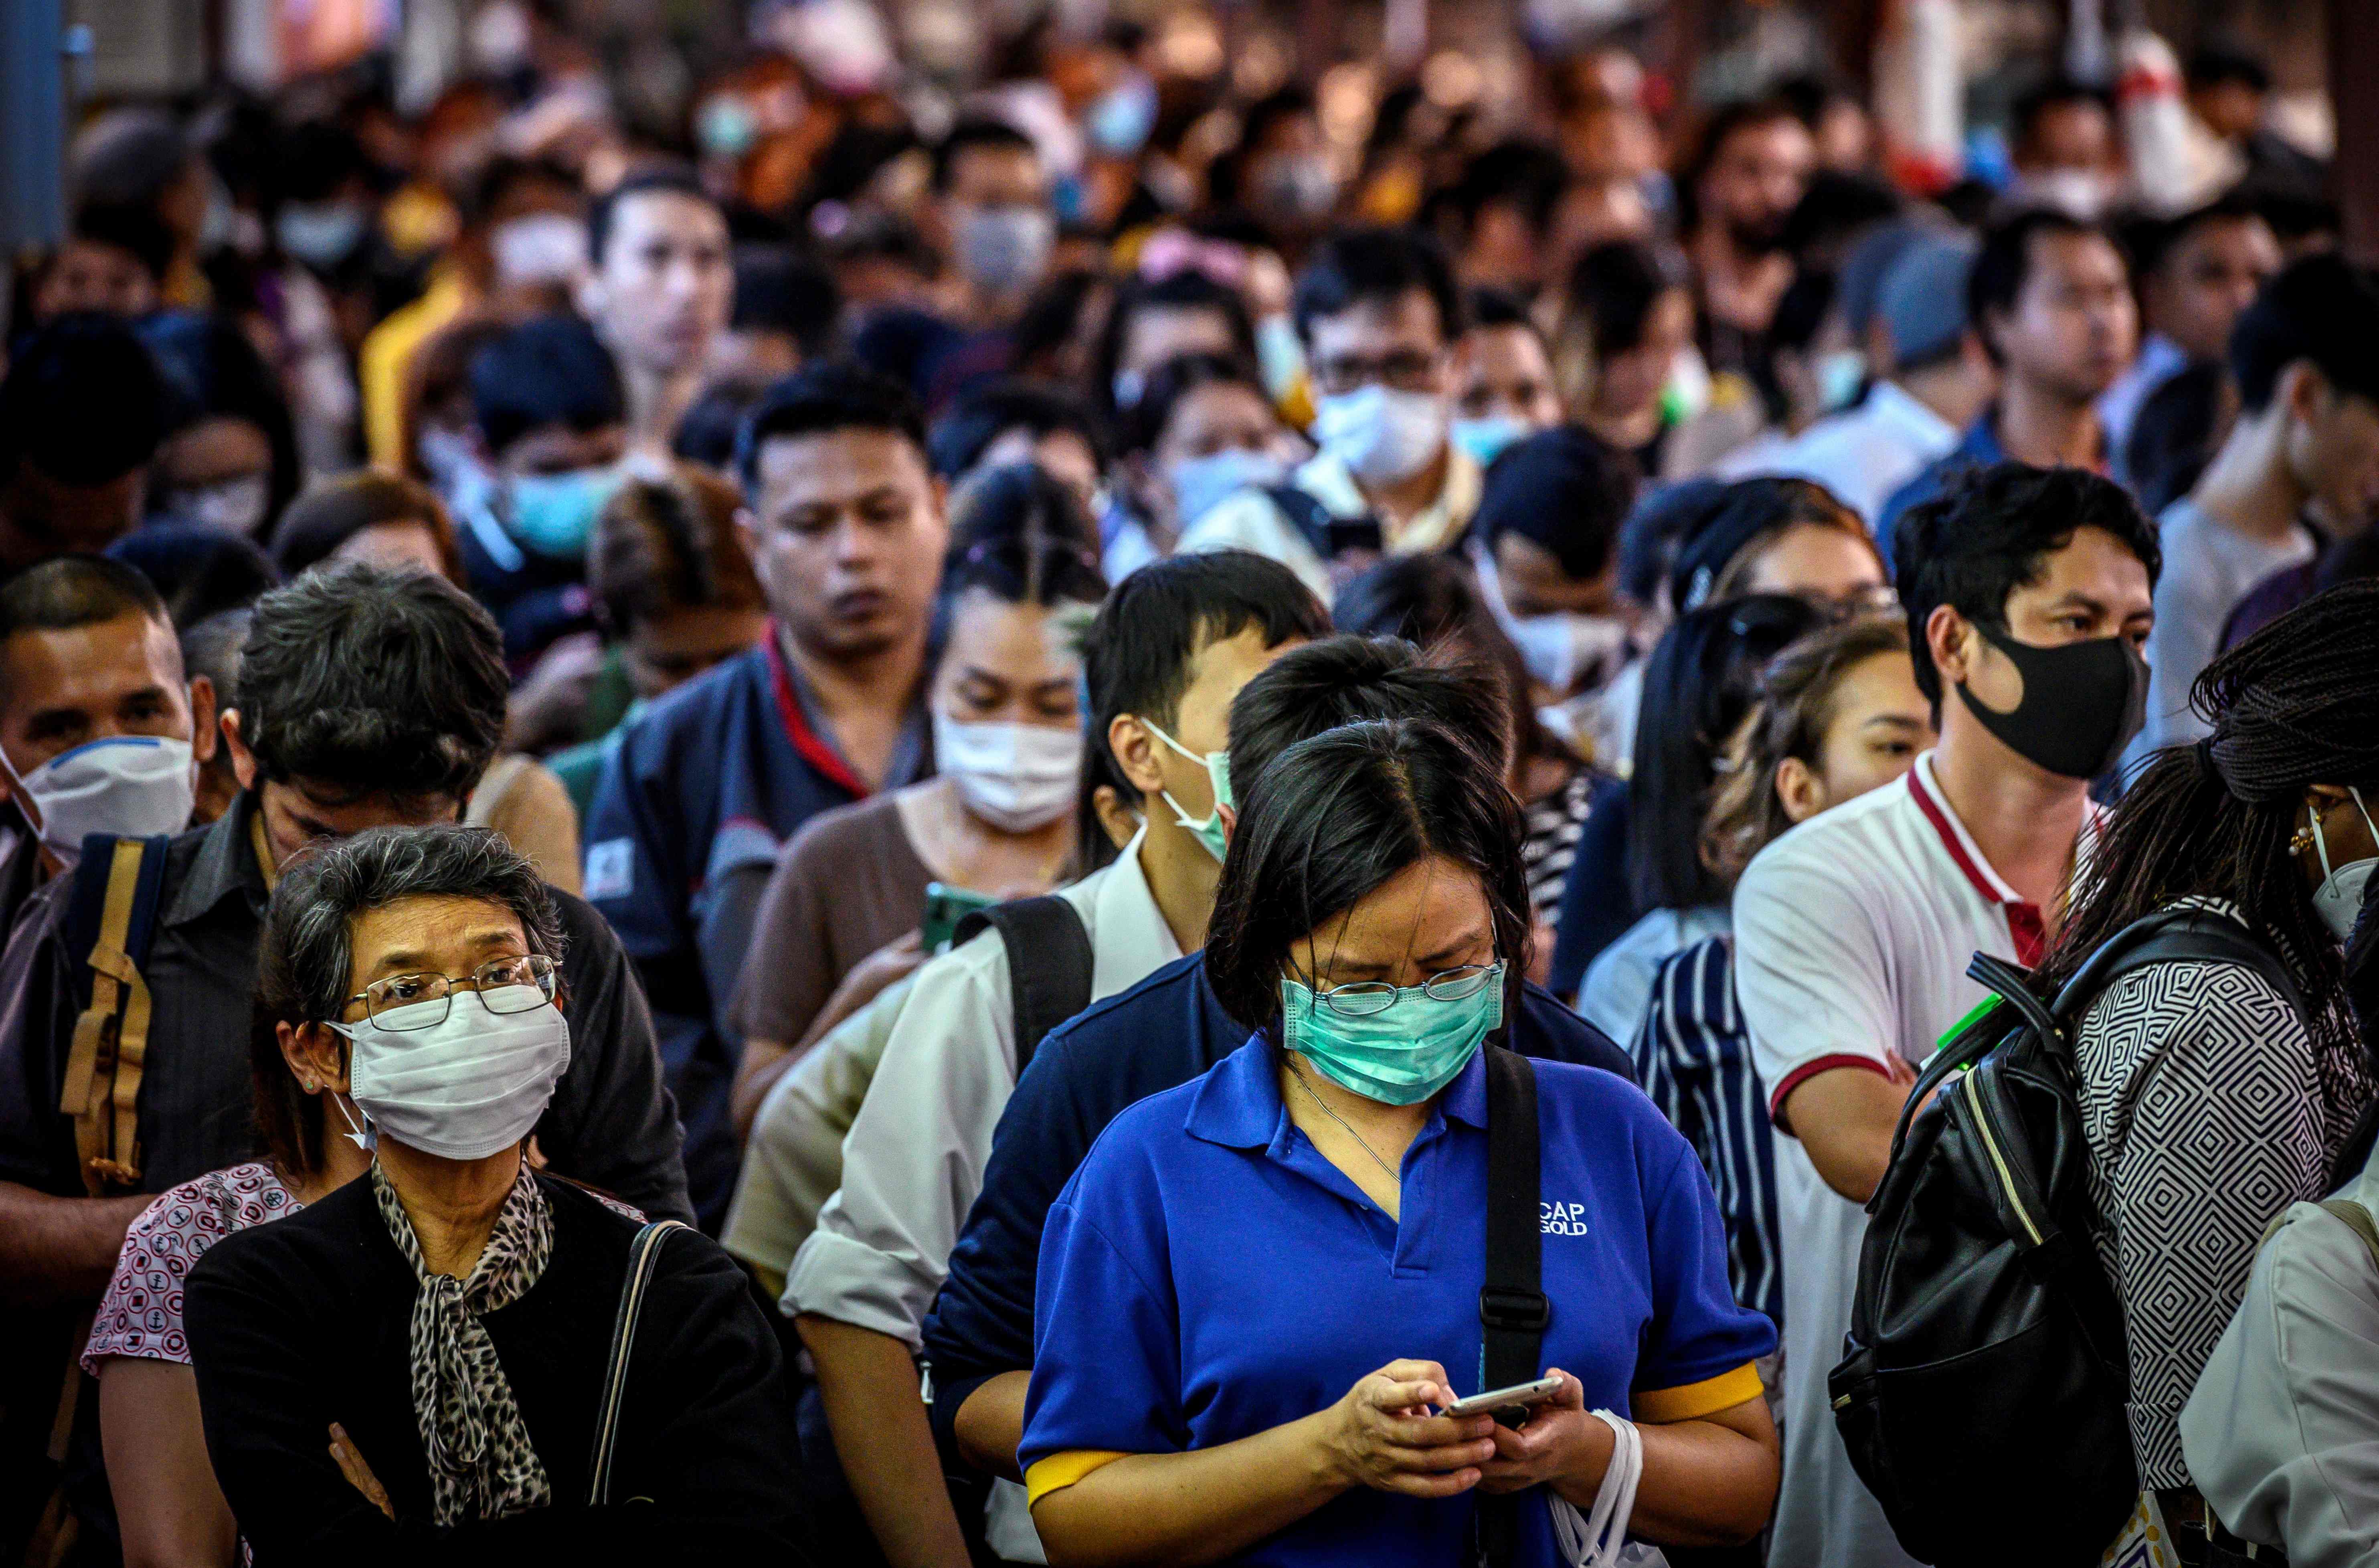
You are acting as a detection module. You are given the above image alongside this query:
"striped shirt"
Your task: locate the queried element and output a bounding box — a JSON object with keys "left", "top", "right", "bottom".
{"left": 1633, "top": 933, "right": 1783, "bottom": 1329}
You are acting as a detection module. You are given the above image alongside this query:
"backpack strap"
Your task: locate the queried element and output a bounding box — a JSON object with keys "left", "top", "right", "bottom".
{"left": 58, "top": 834, "right": 170, "bottom": 1196}
{"left": 952, "top": 895, "right": 1095, "bottom": 1078}
{"left": 2050, "top": 906, "right": 2310, "bottom": 1032}
{"left": 1475, "top": 1043, "right": 1545, "bottom": 1567}
{"left": 588, "top": 1218, "right": 690, "bottom": 1504}
{"left": 1263, "top": 484, "right": 1383, "bottom": 561}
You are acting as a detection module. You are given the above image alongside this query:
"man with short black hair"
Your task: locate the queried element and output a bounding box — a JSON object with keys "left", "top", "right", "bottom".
{"left": 578, "top": 166, "right": 734, "bottom": 455}
{"left": 461, "top": 313, "right": 631, "bottom": 660}
{"left": 2007, "top": 76, "right": 2122, "bottom": 217}
{"left": 2101, "top": 196, "right": 2280, "bottom": 469}
{"left": 1182, "top": 227, "right": 1478, "bottom": 604}
{"left": 789, "top": 550, "right": 1327, "bottom": 1567}
{"left": 924, "top": 378, "right": 1108, "bottom": 510}
{"left": 1451, "top": 289, "right": 1567, "bottom": 469}
{"left": 1443, "top": 139, "right": 1572, "bottom": 297}
{"left": 1734, "top": 462, "right": 2157, "bottom": 1568}
{"left": 1679, "top": 98, "right": 1815, "bottom": 382}
{"left": 0, "top": 564, "right": 688, "bottom": 1551}
{"left": 2129, "top": 254, "right": 2379, "bottom": 763}
{"left": 0, "top": 557, "right": 213, "bottom": 932}
{"left": 0, "top": 315, "right": 173, "bottom": 573}
{"left": 584, "top": 361, "right": 946, "bottom": 1227}
{"left": 1878, "top": 209, "right": 2139, "bottom": 558}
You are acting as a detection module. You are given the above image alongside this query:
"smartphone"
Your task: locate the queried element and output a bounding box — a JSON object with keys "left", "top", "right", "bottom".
{"left": 920, "top": 882, "right": 998, "bottom": 955}
{"left": 1440, "top": 1374, "right": 1566, "bottom": 1422}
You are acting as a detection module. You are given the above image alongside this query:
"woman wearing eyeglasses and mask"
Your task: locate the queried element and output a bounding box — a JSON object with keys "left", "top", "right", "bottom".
{"left": 1020, "top": 718, "right": 1776, "bottom": 1567}
{"left": 183, "top": 825, "right": 805, "bottom": 1559}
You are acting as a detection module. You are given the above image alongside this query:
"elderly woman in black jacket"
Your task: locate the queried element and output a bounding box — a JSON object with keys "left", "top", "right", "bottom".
{"left": 186, "top": 825, "right": 807, "bottom": 1562}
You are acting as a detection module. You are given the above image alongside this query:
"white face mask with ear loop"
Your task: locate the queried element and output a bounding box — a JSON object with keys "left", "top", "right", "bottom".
{"left": 2309, "top": 785, "right": 2379, "bottom": 944}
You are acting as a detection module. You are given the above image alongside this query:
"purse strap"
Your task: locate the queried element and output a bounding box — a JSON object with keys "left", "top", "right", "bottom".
{"left": 1476, "top": 1044, "right": 1545, "bottom": 1568}
{"left": 587, "top": 1218, "right": 689, "bottom": 1505}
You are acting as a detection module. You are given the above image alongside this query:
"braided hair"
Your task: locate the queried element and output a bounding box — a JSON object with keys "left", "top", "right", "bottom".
{"left": 2039, "top": 582, "right": 2379, "bottom": 1051}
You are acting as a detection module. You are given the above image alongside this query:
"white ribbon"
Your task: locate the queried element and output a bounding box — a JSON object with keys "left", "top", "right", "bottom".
{"left": 1549, "top": 1410, "right": 1652, "bottom": 1568}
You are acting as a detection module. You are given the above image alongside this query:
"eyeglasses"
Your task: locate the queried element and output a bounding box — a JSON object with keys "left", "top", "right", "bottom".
{"left": 1311, "top": 349, "right": 1443, "bottom": 397}
{"left": 344, "top": 954, "right": 559, "bottom": 1030}
{"left": 1300, "top": 963, "right": 1500, "bottom": 1017}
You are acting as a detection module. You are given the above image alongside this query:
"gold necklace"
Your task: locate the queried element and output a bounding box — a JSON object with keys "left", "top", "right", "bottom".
{"left": 1285, "top": 1058, "right": 1401, "bottom": 1188}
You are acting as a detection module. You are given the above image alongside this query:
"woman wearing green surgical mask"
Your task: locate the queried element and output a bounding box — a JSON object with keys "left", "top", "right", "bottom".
{"left": 1020, "top": 718, "right": 1778, "bottom": 1568}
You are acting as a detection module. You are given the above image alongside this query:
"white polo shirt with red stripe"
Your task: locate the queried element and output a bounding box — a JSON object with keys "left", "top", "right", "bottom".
{"left": 1733, "top": 751, "right": 2069, "bottom": 1568}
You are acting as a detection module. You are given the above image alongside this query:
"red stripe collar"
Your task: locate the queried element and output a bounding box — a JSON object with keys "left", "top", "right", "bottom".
{"left": 1905, "top": 756, "right": 2053, "bottom": 967}
{"left": 764, "top": 629, "right": 869, "bottom": 799}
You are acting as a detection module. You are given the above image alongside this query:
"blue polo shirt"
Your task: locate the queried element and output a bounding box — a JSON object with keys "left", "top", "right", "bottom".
{"left": 919, "top": 954, "right": 1636, "bottom": 1445}
{"left": 582, "top": 636, "right": 922, "bottom": 1228}
{"left": 1018, "top": 1036, "right": 1773, "bottom": 1567}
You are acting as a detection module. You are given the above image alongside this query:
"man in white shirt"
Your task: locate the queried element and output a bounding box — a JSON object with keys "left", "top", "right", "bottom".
{"left": 1756, "top": 231, "right": 1993, "bottom": 525}
{"left": 1735, "top": 462, "right": 2156, "bottom": 1568}
{"left": 1182, "top": 228, "right": 1481, "bottom": 604}
{"left": 789, "top": 551, "right": 1326, "bottom": 1568}
{"left": 2127, "top": 253, "right": 2379, "bottom": 768}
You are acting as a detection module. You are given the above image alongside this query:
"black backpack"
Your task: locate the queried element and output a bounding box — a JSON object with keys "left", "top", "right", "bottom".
{"left": 951, "top": 894, "right": 1095, "bottom": 1078}
{"left": 1829, "top": 906, "right": 2309, "bottom": 1568}
{"left": 1263, "top": 484, "right": 1384, "bottom": 562}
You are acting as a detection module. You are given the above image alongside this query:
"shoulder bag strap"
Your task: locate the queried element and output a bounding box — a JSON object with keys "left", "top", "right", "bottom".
{"left": 61, "top": 836, "right": 167, "bottom": 1195}
{"left": 2316, "top": 1199, "right": 2379, "bottom": 1271}
{"left": 952, "top": 895, "right": 1095, "bottom": 1078}
{"left": 1477, "top": 1044, "right": 1545, "bottom": 1568}
{"left": 588, "top": 1218, "right": 691, "bottom": 1505}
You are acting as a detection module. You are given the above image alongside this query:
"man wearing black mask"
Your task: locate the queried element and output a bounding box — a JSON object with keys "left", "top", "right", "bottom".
{"left": 1729, "top": 461, "right": 2156, "bottom": 1568}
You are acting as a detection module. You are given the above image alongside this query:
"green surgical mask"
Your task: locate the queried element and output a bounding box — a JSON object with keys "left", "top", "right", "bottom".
{"left": 1281, "top": 961, "right": 1505, "bottom": 1106}
{"left": 1145, "top": 720, "right": 1230, "bottom": 863}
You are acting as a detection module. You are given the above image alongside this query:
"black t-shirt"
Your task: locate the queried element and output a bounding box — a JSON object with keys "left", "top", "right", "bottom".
{"left": 185, "top": 1174, "right": 809, "bottom": 1565}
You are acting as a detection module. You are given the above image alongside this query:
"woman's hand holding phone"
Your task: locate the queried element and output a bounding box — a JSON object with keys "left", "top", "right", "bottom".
{"left": 1316, "top": 1360, "right": 1498, "bottom": 1499}
{"left": 1473, "top": 1369, "right": 1614, "bottom": 1500}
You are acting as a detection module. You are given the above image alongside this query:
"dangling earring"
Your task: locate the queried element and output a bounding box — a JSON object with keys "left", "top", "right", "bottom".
{"left": 2294, "top": 799, "right": 2323, "bottom": 858}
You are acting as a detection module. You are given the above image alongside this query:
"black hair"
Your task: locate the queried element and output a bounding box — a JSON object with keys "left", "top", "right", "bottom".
{"left": 2186, "top": 43, "right": 2272, "bottom": 95}
{"left": 588, "top": 164, "right": 718, "bottom": 266}
{"left": 235, "top": 563, "right": 507, "bottom": 801}
{"left": 1674, "top": 97, "right": 1807, "bottom": 235}
{"left": 736, "top": 360, "right": 928, "bottom": 489}
{"left": 1618, "top": 477, "right": 1730, "bottom": 608}
{"left": 1626, "top": 593, "right": 1827, "bottom": 911}
{"left": 1225, "top": 635, "right": 1506, "bottom": 812}
{"left": 1780, "top": 169, "right": 1904, "bottom": 261}
{"left": 0, "top": 554, "right": 170, "bottom": 645}
{"left": 0, "top": 312, "right": 170, "bottom": 486}
{"left": 469, "top": 314, "right": 627, "bottom": 457}
{"left": 269, "top": 472, "right": 464, "bottom": 584}
{"left": 2011, "top": 75, "right": 2114, "bottom": 155}
{"left": 1443, "top": 139, "right": 1570, "bottom": 238}
{"left": 1768, "top": 267, "right": 1837, "bottom": 356}
{"left": 1562, "top": 240, "right": 1690, "bottom": 358}
{"left": 1968, "top": 208, "right": 2122, "bottom": 362}
{"left": 1893, "top": 462, "right": 2161, "bottom": 706}
{"left": 1208, "top": 87, "right": 1318, "bottom": 209}
{"left": 2040, "top": 581, "right": 2379, "bottom": 1071}
{"left": 1475, "top": 423, "right": 1637, "bottom": 583}
{"left": 1669, "top": 475, "right": 1870, "bottom": 612}
{"left": 138, "top": 311, "right": 305, "bottom": 532}
{"left": 107, "top": 524, "right": 281, "bottom": 630}
{"left": 672, "top": 378, "right": 765, "bottom": 470}
{"left": 932, "top": 118, "right": 1039, "bottom": 192}
{"left": 270, "top": 120, "right": 366, "bottom": 208}
{"left": 941, "top": 463, "right": 1109, "bottom": 614}
{"left": 2229, "top": 252, "right": 2379, "bottom": 413}
{"left": 1291, "top": 227, "right": 1465, "bottom": 346}
{"left": 463, "top": 155, "right": 581, "bottom": 228}
{"left": 730, "top": 243, "right": 842, "bottom": 358}
{"left": 1465, "top": 286, "right": 1544, "bottom": 338}
{"left": 926, "top": 378, "right": 1107, "bottom": 480}
{"left": 1205, "top": 717, "right": 1529, "bottom": 1032}
{"left": 69, "top": 200, "right": 176, "bottom": 282}
{"left": 1331, "top": 552, "right": 1562, "bottom": 771}
{"left": 1121, "top": 351, "right": 1265, "bottom": 457}
{"left": 2126, "top": 191, "right": 2268, "bottom": 281}
{"left": 1094, "top": 269, "right": 1257, "bottom": 420}
{"left": 1081, "top": 549, "right": 1327, "bottom": 817}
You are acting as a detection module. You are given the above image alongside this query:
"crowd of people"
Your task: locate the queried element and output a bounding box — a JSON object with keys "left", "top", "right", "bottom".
{"left": 3, "top": 12, "right": 2379, "bottom": 1568}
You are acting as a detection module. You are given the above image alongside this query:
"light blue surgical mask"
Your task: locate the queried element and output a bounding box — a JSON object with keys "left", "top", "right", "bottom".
{"left": 1450, "top": 413, "right": 1531, "bottom": 469}
{"left": 1144, "top": 719, "right": 1230, "bottom": 862}
{"left": 1283, "top": 961, "right": 1505, "bottom": 1106}
{"left": 1167, "top": 447, "right": 1287, "bottom": 528}
{"left": 506, "top": 467, "right": 621, "bottom": 559}
{"left": 1816, "top": 349, "right": 1867, "bottom": 413}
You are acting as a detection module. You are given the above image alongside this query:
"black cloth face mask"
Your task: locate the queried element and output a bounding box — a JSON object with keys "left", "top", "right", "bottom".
{"left": 1955, "top": 623, "right": 2147, "bottom": 781}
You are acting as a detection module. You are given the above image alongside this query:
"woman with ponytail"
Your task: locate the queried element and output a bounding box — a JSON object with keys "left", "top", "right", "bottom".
{"left": 2035, "top": 579, "right": 2379, "bottom": 1521}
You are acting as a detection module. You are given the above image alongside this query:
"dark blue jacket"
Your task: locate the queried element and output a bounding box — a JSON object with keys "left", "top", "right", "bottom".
{"left": 582, "top": 640, "right": 874, "bottom": 1229}
{"left": 918, "top": 950, "right": 1635, "bottom": 1447}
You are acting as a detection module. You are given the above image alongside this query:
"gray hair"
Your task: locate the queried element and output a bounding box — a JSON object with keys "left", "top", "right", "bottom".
{"left": 257, "top": 825, "right": 564, "bottom": 1030}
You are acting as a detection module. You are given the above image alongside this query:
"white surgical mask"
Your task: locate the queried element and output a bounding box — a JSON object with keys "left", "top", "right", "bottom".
{"left": 2309, "top": 787, "right": 2379, "bottom": 944}
{"left": 1473, "top": 543, "right": 1631, "bottom": 696}
{"left": 1312, "top": 384, "right": 1447, "bottom": 486}
{"left": 933, "top": 712, "right": 1081, "bottom": 833}
{"left": 330, "top": 987, "right": 572, "bottom": 1162}
{"left": 163, "top": 473, "right": 272, "bottom": 535}
{"left": 490, "top": 212, "right": 588, "bottom": 287}
{"left": 1167, "top": 447, "right": 1286, "bottom": 528}
{"left": 1, "top": 736, "right": 196, "bottom": 866}
{"left": 955, "top": 205, "right": 1055, "bottom": 297}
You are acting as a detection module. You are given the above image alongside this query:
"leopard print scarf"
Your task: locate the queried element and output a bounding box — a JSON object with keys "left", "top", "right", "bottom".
{"left": 371, "top": 1163, "right": 555, "bottom": 1524}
